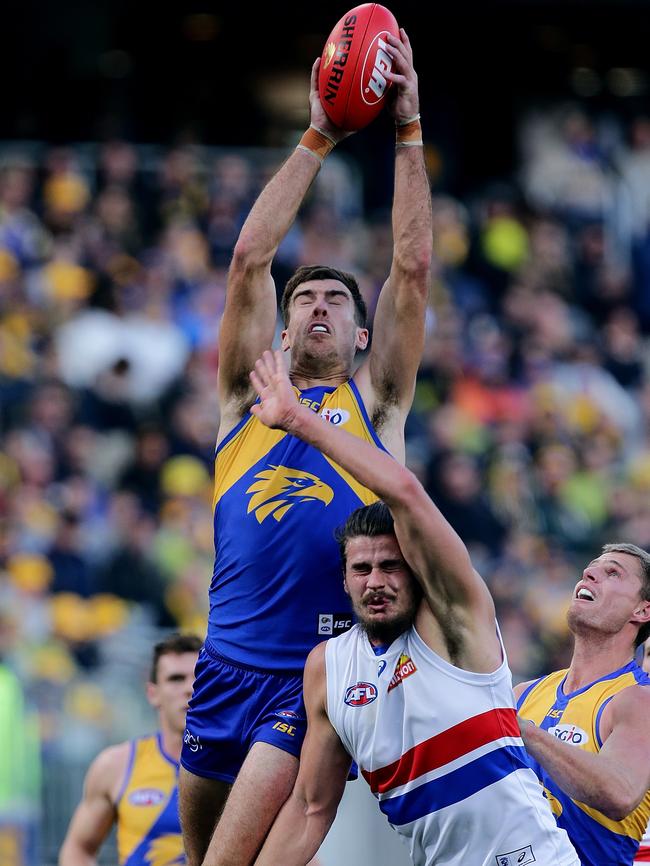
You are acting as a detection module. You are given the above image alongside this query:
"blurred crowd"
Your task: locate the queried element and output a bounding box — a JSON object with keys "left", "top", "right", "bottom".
{"left": 1, "top": 100, "right": 650, "bottom": 774}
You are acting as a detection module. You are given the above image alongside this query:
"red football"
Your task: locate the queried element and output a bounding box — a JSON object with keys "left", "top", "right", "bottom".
{"left": 318, "top": 3, "right": 400, "bottom": 132}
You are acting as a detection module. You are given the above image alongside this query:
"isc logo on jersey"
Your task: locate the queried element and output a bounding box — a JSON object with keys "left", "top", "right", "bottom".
{"left": 318, "top": 613, "right": 353, "bottom": 636}
{"left": 548, "top": 723, "right": 589, "bottom": 745}
{"left": 345, "top": 682, "right": 378, "bottom": 706}
{"left": 362, "top": 34, "right": 393, "bottom": 104}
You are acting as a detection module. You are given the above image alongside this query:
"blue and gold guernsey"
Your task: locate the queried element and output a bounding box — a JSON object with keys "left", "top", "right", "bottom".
{"left": 518, "top": 661, "right": 650, "bottom": 866}
{"left": 115, "top": 733, "right": 185, "bottom": 866}
{"left": 209, "top": 379, "right": 385, "bottom": 671}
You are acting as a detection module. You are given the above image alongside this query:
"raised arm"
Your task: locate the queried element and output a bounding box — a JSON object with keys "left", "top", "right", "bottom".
{"left": 254, "top": 643, "right": 351, "bottom": 866}
{"left": 250, "top": 350, "right": 500, "bottom": 669}
{"left": 218, "top": 60, "right": 350, "bottom": 441}
{"left": 355, "top": 29, "right": 433, "bottom": 456}
{"left": 520, "top": 685, "right": 650, "bottom": 820}
{"left": 58, "top": 743, "right": 127, "bottom": 866}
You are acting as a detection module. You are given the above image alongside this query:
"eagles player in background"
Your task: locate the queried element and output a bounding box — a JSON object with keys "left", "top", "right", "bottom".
{"left": 178, "top": 28, "right": 433, "bottom": 866}
{"left": 635, "top": 635, "right": 650, "bottom": 863}
{"left": 59, "top": 633, "right": 201, "bottom": 866}
{"left": 516, "top": 548, "right": 650, "bottom": 866}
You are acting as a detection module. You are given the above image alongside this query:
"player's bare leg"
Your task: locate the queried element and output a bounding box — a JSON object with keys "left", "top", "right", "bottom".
{"left": 179, "top": 766, "right": 231, "bottom": 866}
{"left": 200, "top": 742, "right": 299, "bottom": 866}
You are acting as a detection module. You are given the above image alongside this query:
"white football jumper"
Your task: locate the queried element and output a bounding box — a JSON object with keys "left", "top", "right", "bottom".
{"left": 325, "top": 624, "right": 579, "bottom": 866}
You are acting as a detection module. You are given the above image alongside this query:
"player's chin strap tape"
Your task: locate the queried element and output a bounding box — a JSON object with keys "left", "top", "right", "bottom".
{"left": 297, "top": 125, "right": 337, "bottom": 164}
{"left": 396, "top": 113, "right": 423, "bottom": 148}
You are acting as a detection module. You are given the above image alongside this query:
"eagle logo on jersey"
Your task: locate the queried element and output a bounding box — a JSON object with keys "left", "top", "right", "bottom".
{"left": 323, "top": 41, "right": 337, "bottom": 69}
{"left": 143, "top": 833, "right": 185, "bottom": 866}
{"left": 246, "top": 465, "right": 334, "bottom": 523}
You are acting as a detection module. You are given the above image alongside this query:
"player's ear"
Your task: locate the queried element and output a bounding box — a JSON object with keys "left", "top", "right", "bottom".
{"left": 355, "top": 327, "right": 369, "bottom": 352}
{"left": 146, "top": 681, "right": 161, "bottom": 709}
{"left": 633, "top": 597, "right": 650, "bottom": 624}
{"left": 281, "top": 328, "right": 290, "bottom": 351}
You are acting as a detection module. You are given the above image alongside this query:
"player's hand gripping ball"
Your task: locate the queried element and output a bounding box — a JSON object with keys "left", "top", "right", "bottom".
{"left": 318, "top": 3, "right": 399, "bottom": 132}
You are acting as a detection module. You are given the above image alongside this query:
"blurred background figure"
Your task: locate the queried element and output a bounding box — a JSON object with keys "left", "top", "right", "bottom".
{"left": 58, "top": 632, "right": 200, "bottom": 866}
{"left": 0, "top": 613, "right": 41, "bottom": 866}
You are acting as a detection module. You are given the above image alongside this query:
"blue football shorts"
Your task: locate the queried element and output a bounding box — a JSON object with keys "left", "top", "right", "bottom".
{"left": 180, "top": 640, "right": 308, "bottom": 783}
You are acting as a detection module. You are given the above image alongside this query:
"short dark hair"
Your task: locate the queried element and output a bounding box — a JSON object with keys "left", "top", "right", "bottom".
{"left": 335, "top": 502, "right": 395, "bottom": 569}
{"left": 601, "top": 543, "right": 650, "bottom": 648}
{"left": 150, "top": 632, "right": 202, "bottom": 683}
{"left": 280, "top": 265, "right": 367, "bottom": 327}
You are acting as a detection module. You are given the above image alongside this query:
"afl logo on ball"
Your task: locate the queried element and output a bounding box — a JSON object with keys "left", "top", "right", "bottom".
{"left": 362, "top": 35, "right": 393, "bottom": 104}
{"left": 344, "top": 682, "right": 378, "bottom": 706}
